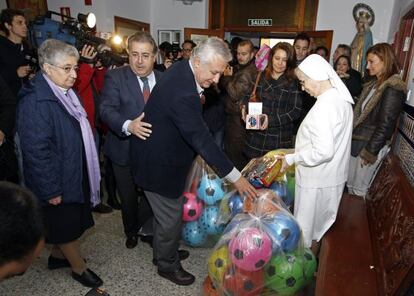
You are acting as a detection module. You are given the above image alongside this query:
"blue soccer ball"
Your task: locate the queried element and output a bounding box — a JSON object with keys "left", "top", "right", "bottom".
{"left": 182, "top": 221, "right": 208, "bottom": 247}
{"left": 263, "top": 212, "right": 301, "bottom": 253}
{"left": 269, "top": 182, "right": 289, "bottom": 206}
{"left": 199, "top": 206, "right": 225, "bottom": 235}
{"left": 197, "top": 174, "right": 226, "bottom": 205}
{"left": 228, "top": 193, "right": 244, "bottom": 218}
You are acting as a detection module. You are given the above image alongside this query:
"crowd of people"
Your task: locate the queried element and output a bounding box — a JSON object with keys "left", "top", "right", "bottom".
{"left": 0, "top": 7, "right": 407, "bottom": 291}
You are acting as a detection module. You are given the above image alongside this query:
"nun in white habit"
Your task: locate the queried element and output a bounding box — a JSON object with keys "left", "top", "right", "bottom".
{"left": 278, "top": 54, "right": 354, "bottom": 254}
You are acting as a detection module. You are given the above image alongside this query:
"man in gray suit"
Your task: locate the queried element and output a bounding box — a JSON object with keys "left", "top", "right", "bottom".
{"left": 100, "top": 32, "right": 160, "bottom": 249}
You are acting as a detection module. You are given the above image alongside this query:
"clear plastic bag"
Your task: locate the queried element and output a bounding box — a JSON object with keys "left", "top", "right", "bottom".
{"left": 181, "top": 156, "right": 230, "bottom": 247}
{"left": 204, "top": 189, "right": 316, "bottom": 296}
{"left": 242, "top": 149, "right": 296, "bottom": 211}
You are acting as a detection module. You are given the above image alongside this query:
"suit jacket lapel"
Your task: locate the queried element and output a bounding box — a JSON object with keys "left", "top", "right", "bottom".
{"left": 125, "top": 66, "right": 144, "bottom": 106}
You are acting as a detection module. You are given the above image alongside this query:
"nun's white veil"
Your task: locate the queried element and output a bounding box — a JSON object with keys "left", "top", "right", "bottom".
{"left": 298, "top": 54, "right": 354, "bottom": 104}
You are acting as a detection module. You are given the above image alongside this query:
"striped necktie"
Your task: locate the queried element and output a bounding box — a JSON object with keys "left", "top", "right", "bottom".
{"left": 140, "top": 76, "right": 150, "bottom": 103}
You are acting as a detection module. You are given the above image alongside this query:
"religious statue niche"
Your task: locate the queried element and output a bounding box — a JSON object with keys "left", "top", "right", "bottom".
{"left": 350, "top": 3, "right": 374, "bottom": 74}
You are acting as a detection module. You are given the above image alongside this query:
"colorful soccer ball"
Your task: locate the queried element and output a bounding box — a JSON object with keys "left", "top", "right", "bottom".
{"left": 228, "top": 193, "right": 244, "bottom": 218}
{"left": 229, "top": 227, "right": 272, "bottom": 271}
{"left": 203, "top": 276, "right": 219, "bottom": 296}
{"left": 182, "top": 192, "right": 203, "bottom": 222}
{"left": 197, "top": 174, "right": 226, "bottom": 205}
{"left": 181, "top": 220, "right": 207, "bottom": 247}
{"left": 200, "top": 206, "right": 225, "bottom": 235}
{"left": 300, "top": 248, "right": 317, "bottom": 285}
{"left": 263, "top": 212, "right": 301, "bottom": 253}
{"left": 264, "top": 249, "right": 315, "bottom": 295}
{"left": 223, "top": 266, "right": 264, "bottom": 296}
{"left": 219, "top": 195, "right": 231, "bottom": 219}
{"left": 208, "top": 245, "right": 231, "bottom": 285}
{"left": 269, "top": 182, "right": 288, "bottom": 204}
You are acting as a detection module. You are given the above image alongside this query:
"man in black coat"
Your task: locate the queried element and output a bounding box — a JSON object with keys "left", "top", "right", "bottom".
{"left": 99, "top": 32, "right": 161, "bottom": 249}
{"left": 130, "top": 37, "right": 257, "bottom": 286}
{"left": 0, "top": 75, "right": 17, "bottom": 181}
{"left": 0, "top": 9, "right": 31, "bottom": 96}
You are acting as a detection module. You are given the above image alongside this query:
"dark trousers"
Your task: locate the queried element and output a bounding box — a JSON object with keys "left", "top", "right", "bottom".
{"left": 104, "top": 156, "right": 117, "bottom": 202}
{"left": 112, "top": 163, "right": 153, "bottom": 238}
{"left": 145, "top": 191, "right": 184, "bottom": 272}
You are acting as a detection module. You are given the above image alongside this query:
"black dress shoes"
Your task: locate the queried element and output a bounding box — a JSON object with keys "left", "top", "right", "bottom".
{"left": 48, "top": 256, "right": 71, "bottom": 270}
{"left": 152, "top": 250, "right": 190, "bottom": 266}
{"left": 125, "top": 236, "right": 138, "bottom": 249}
{"left": 72, "top": 268, "right": 103, "bottom": 288}
{"left": 158, "top": 265, "right": 195, "bottom": 286}
{"left": 107, "top": 198, "right": 121, "bottom": 210}
{"left": 92, "top": 203, "right": 113, "bottom": 214}
{"left": 139, "top": 235, "right": 153, "bottom": 248}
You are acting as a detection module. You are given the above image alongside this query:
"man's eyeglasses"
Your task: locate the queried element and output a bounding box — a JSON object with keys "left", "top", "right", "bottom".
{"left": 49, "top": 63, "right": 79, "bottom": 74}
{"left": 183, "top": 48, "right": 192, "bottom": 52}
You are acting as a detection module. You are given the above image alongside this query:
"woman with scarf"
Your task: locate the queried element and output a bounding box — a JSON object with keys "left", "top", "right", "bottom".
{"left": 347, "top": 43, "right": 406, "bottom": 196}
{"left": 17, "top": 39, "right": 103, "bottom": 288}
{"left": 277, "top": 54, "right": 354, "bottom": 255}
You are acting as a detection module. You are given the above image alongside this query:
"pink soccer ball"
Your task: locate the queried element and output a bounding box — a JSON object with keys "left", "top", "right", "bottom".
{"left": 182, "top": 192, "right": 203, "bottom": 222}
{"left": 229, "top": 227, "right": 272, "bottom": 271}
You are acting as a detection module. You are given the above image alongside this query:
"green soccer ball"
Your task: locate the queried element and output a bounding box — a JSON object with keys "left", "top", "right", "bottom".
{"left": 264, "top": 248, "right": 316, "bottom": 295}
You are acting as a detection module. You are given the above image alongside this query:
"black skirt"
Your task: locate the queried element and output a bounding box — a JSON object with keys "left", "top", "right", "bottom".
{"left": 43, "top": 199, "right": 94, "bottom": 244}
{"left": 43, "top": 157, "right": 94, "bottom": 244}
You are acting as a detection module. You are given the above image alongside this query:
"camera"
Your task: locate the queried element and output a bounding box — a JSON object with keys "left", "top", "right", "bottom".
{"left": 24, "top": 48, "right": 39, "bottom": 74}
{"left": 165, "top": 42, "right": 181, "bottom": 62}
{"left": 29, "top": 11, "right": 128, "bottom": 68}
{"left": 96, "top": 49, "right": 128, "bottom": 68}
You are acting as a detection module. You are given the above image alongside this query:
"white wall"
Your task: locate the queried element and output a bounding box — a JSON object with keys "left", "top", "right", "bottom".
{"left": 46, "top": 0, "right": 150, "bottom": 34}
{"left": 316, "top": 0, "right": 396, "bottom": 62}
{"left": 4, "top": 0, "right": 405, "bottom": 59}
{"left": 150, "top": 0, "right": 207, "bottom": 43}
{"left": 46, "top": 0, "right": 207, "bottom": 44}
{"left": 0, "top": 0, "right": 7, "bottom": 11}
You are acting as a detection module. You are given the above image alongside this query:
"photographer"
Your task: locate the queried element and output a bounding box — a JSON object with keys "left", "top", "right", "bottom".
{"left": 74, "top": 44, "right": 120, "bottom": 213}
{"left": 0, "top": 9, "right": 34, "bottom": 185}
{"left": 154, "top": 42, "right": 181, "bottom": 72}
{"left": 0, "top": 9, "right": 33, "bottom": 96}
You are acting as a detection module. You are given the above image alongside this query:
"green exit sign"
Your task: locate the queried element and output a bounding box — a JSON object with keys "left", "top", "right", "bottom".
{"left": 248, "top": 19, "right": 272, "bottom": 26}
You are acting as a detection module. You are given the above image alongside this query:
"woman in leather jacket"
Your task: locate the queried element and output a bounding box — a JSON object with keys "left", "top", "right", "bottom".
{"left": 347, "top": 43, "right": 406, "bottom": 196}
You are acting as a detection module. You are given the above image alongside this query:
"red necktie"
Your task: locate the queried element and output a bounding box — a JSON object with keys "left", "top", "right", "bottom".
{"left": 140, "top": 76, "right": 150, "bottom": 103}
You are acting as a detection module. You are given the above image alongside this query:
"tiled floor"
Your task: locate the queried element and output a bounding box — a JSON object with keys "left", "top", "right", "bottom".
{"left": 0, "top": 210, "right": 210, "bottom": 296}
{"left": 0, "top": 207, "right": 318, "bottom": 296}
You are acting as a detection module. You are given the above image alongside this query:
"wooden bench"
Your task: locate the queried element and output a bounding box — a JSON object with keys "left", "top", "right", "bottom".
{"left": 315, "top": 154, "right": 414, "bottom": 296}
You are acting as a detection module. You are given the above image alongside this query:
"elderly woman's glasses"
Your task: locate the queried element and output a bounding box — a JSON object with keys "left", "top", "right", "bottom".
{"left": 49, "top": 63, "right": 79, "bottom": 74}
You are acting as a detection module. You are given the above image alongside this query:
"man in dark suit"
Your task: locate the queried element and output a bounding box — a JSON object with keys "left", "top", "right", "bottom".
{"left": 0, "top": 75, "right": 18, "bottom": 182}
{"left": 130, "top": 37, "right": 257, "bottom": 286}
{"left": 99, "top": 32, "right": 160, "bottom": 249}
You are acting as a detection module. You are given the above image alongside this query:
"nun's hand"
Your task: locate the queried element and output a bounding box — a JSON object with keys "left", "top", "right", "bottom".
{"left": 274, "top": 154, "right": 289, "bottom": 174}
